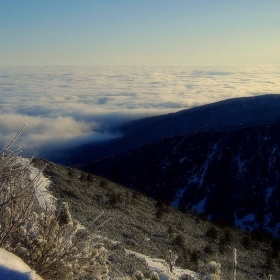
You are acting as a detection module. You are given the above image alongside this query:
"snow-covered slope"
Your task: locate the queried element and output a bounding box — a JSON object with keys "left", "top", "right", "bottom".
{"left": 126, "top": 249, "right": 199, "bottom": 280}
{"left": 18, "top": 157, "right": 56, "bottom": 210}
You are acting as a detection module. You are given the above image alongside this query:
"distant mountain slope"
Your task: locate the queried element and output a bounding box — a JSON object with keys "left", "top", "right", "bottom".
{"left": 80, "top": 122, "right": 280, "bottom": 237}
{"left": 52, "top": 94, "right": 280, "bottom": 165}
{"left": 120, "top": 94, "right": 280, "bottom": 137}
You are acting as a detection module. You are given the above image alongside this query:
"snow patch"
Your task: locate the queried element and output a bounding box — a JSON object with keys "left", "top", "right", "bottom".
{"left": 180, "top": 157, "right": 187, "bottom": 163}
{"left": 18, "top": 157, "right": 56, "bottom": 210}
{"left": 265, "top": 187, "right": 273, "bottom": 204}
{"left": 0, "top": 248, "right": 43, "bottom": 280}
{"left": 234, "top": 212, "right": 259, "bottom": 232}
{"left": 171, "top": 188, "right": 186, "bottom": 208}
{"left": 209, "top": 144, "right": 217, "bottom": 159}
{"left": 235, "top": 154, "right": 247, "bottom": 176}
{"left": 188, "top": 173, "right": 199, "bottom": 184}
{"left": 191, "top": 198, "right": 206, "bottom": 214}
{"left": 263, "top": 214, "right": 280, "bottom": 237}
{"left": 198, "top": 162, "right": 208, "bottom": 186}
{"left": 125, "top": 249, "right": 199, "bottom": 280}
{"left": 263, "top": 213, "right": 272, "bottom": 228}
{"left": 189, "top": 144, "right": 217, "bottom": 188}
{"left": 269, "top": 147, "right": 277, "bottom": 169}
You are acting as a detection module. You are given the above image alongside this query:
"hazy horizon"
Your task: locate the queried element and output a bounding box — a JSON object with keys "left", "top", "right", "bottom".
{"left": 1, "top": 64, "right": 280, "bottom": 158}
{"left": 1, "top": 1, "right": 280, "bottom": 157}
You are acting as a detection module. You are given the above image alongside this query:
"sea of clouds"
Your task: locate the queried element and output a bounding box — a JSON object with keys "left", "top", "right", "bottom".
{"left": 0, "top": 65, "right": 279, "bottom": 158}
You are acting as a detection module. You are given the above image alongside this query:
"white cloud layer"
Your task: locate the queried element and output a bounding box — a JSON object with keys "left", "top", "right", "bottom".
{"left": 0, "top": 65, "right": 280, "bottom": 157}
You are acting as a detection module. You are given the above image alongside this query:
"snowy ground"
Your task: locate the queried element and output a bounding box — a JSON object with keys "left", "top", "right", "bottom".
{"left": 126, "top": 249, "right": 199, "bottom": 280}
{"left": 0, "top": 248, "right": 43, "bottom": 280}
{"left": 18, "top": 157, "right": 56, "bottom": 210}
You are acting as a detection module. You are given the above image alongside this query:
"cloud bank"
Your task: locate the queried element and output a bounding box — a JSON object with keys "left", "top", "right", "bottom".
{"left": 0, "top": 65, "right": 280, "bottom": 157}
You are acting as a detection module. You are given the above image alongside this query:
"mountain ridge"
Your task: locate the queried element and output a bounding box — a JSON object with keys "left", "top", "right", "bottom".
{"left": 51, "top": 94, "right": 280, "bottom": 165}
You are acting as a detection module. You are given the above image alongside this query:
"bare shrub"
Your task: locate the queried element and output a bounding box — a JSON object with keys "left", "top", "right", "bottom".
{"left": 132, "top": 270, "right": 145, "bottom": 280}
{"left": 241, "top": 235, "right": 252, "bottom": 250}
{"left": 224, "top": 228, "right": 233, "bottom": 243}
{"left": 265, "top": 255, "right": 274, "bottom": 270}
{"left": 174, "top": 234, "right": 185, "bottom": 247}
{"left": 156, "top": 207, "right": 165, "bottom": 219}
{"left": 0, "top": 128, "right": 109, "bottom": 279}
{"left": 155, "top": 199, "right": 169, "bottom": 219}
{"left": 110, "top": 192, "right": 122, "bottom": 205}
{"left": 206, "top": 226, "right": 218, "bottom": 240}
{"left": 190, "top": 249, "right": 199, "bottom": 264}
{"left": 204, "top": 244, "right": 213, "bottom": 254}
{"left": 67, "top": 168, "right": 75, "bottom": 177}
{"left": 14, "top": 210, "right": 108, "bottom": 280}
{"left": 79, "top": 172, "right": 87, "bottom": 181}
{"left": 218, "top": 244, "right": 226, "bottom": 254}
{"left": 150, "top": 271, "right": 160, "bottom": 280}
{"left": 87, "top": 173, "right": 94, "bottom": 183}
{"left": 204, "top": 261, "right": 221, "bottom": 280}
{"left": 0, "top": 126, "right": 39, "bottom": 248}
{"left": 99, "top": 178, "right": 109, "bottom": 187}
{"left": 167, "top": 224, "right": 174, "bottom": 234}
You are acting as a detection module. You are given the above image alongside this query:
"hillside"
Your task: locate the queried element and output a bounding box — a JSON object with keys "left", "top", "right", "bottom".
{"left": 51, "top": 94, "right": 280, "bottom": 165}
{"left": 32, "top": 157, "right": 280, "bottom": 279}
{"left": 79, "top": 122, "right": 280, "bottom": 238}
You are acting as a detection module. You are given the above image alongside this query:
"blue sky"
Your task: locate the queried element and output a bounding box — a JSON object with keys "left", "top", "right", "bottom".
{"left": 1, "top": 0, "right": 280, "bottom": 66}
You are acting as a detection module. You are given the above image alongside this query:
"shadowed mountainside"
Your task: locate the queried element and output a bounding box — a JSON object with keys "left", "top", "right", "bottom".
{"left": 79, "top": 122, "right": 280, "bottom": 237}
{"left": 51, "top": 94, "right": 280, "bottom": 165}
